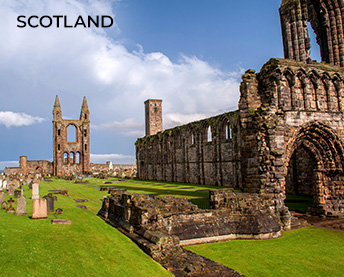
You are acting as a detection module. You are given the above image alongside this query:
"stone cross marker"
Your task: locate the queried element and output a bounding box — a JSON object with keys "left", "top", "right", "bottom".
{"left": 32, "top": 183, "right": 39, "bottom": 200}
{"left": 6, "top": 198, "right": 15, "bottom": 213}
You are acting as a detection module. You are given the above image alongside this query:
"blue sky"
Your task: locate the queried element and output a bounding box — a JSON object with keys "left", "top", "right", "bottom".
{"left": 0, "top": 0, "right": 322, "bottom": 169}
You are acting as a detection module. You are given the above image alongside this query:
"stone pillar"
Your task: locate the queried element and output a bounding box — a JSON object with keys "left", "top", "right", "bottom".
{"left": 20, "top": 156, "right": 28, "bottom": 175}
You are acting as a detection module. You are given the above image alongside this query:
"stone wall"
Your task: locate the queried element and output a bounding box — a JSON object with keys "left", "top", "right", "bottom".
{"left": 136, "top": 111, "right": 242, "bottom": 188}
{"left": 91, "top": 163, "right": 137, "bottom": 178}
{"left": 239, "top": 58, "right": 344, "bottom": 216}
{"left": 99, "top": 189, "right": 282, "bottom": 246}
{"left": 137, "top": 58, "right": 344, "bottom": 216}
{"left": 280, "top": 0, "right": 344, "bottom": 67}
{"left": 5, "top": 156, "right": 53, "bottom": 176}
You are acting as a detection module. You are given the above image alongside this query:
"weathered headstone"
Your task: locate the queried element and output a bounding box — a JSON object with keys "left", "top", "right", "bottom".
{"left": 2, "top": 180, "right": 7, "bottom": 189}
{"left": 8, "top": 185, "right": 15, "bottom": 196}
{"left": 6, "top": 198, "right": 15, "bottom": 213}
{"left": 43, "top": 195, "right": 54, "bottom": 214}
{"left": 32, "top": 183, "right": 39, "bottom": 200}
{"left": 12, "top": 179, "right": 20, "bottom": 189}
{"left": 1, "top": 201, "right": 7, "bottom": 210}
{"left": 51, "top": 219, "right": 71, "bottom": 225}
{"left": 15, "top": 195, "right": 27, "bottom": 216}
{"left": 14, "top": 190, "right": 21, "bottom": 198}
{"left": 55, "top": 208, "right": 63, "bottom": 215}
{"left": 53, "top": 196, "right": 57, "bottom": 203}
{"left": 32, "top": 199, "right": 47, "bottom": 219}
{"left": 0, "top": 190, "right": 4, "bottom": 203}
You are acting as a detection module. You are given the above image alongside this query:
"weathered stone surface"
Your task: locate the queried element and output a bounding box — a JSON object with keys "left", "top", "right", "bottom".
{"left": 15, "top": 195, "right": 27, "bottom": 216}
{"left": 137, "top": 58, "right": 344, "bottom": 217}
{"left": 0, "top": 190, "right": 4, "bottom": 204}
{"left": 51, "top": 219, "right": 71, "bottom": 225}
{"left": 32, "top": 199, "right": 48, "bottom": 219}
{"left": 99, "top": 190, "right": 281, "bottom": 243}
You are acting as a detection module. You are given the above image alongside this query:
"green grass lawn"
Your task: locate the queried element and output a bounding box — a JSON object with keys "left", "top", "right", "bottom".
{"left": 0, "top": 179, "right": 171, "bottom": 276}
{"left": 185, "top": 227, "right": 344, "bottom": 277}
{"left": 2, "top": 178, "right": 344, "bottom": 276}
{"left": 285, "top": 194, "right": 314, "bottom": 213}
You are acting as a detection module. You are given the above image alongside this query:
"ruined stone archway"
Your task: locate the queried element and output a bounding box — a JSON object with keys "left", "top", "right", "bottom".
{"left": 284, "top": 122, "right": 344, "bottom": 216}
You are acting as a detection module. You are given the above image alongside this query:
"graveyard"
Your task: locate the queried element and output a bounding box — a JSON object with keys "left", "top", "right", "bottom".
{"left": 0, "top": 177, "right": 344, "bottom": 276}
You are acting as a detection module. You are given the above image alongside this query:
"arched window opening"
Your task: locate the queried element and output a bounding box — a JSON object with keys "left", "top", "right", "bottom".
{"left": 307, "top": 22, "right": 321, "bottom": 62}
{"left": 191, "top": 133, "right": 195, "bottom": 145}
{"left": 84, "top": 114, "right": 87, "bottom": 120}
{"left": 57, "top": 129, "right": 61, "bottom": 136}
{"left": 56, "top": 113, "right": 59, "bottom": 119}
{"left": 70, "top": 152, "right": 75, "bottom": 164}
{"left": 174, "top": 130, "right": 181, "bottom": 148}
{"left": 76, "top": 152, "right": 81, "bottom": 164}
{"left": 85, "top": 144, "right": 87, "bottom": 151}
{"left": 225, "top": 122, "right": 232, "bottom": 140}
{"left": 67, "top": 124, "right": 77, "bottom": 142}
{"left": 207, "top": 126, "right": 212, "bottom": 142}
{"left": 84, "top": 129, "right": 87, "bottom": 137}
{"left": 64, "top": 152, "right": 69, "bottom": 164}
{"left": 57, "top": 144, "right": 60, "bottom": 151}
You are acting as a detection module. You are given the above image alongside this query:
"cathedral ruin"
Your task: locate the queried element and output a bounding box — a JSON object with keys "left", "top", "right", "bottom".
{"left": 52, "top": 95, "right": 91, "bottom": 176}
{"left": 136, "top": 0, "right": 344, "bottom": 217}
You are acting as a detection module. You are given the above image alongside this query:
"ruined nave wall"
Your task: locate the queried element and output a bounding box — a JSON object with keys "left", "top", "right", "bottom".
{"left": 136, "top": 111, "right": 242, "bottom": 188}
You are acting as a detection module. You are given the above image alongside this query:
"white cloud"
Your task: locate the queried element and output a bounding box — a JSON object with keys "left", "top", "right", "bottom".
{"left": 0, "top": 0, "right": 243, "bottom": 160}
{"left": 91, "top": 153, "right": 135, "bottom": 164}
{"left": 92, "top": 118, "right": 144, "bottom": 137}
{"left": 164, "top": 112, "right": 211, "bottom": 129}
{"left": 1, "top": 0, "right": 242, "bottom": 120}
{"left": 0, "top": 161, "right": 19, "bottom": 171}
{"left": 0, "top": 111, "right": 45, "bottom": 128}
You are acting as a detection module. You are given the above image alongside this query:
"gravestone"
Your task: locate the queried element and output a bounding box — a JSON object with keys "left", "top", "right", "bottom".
{"left": 15, "top": 195, "right": 27, "bottom": 216}
{"left": 43, "top": 195, "right": 54, "bottom": 214}
{"left": 32, "top": 199, "right": 47, "bottom": 219}
{"left": 56, "top": 208, "right": 63, "bottom": 215}
{"left": 8, "top": 185, "right": 15, "bottom": 196}
{"left": 14, "top": 190, "right": 21, "bottom": 198}
{"left": 53, "top": 196, "right": 57, "bottom": 203}
{"left": 0, "top": 190, "right": 4, "bottom": 203}
{"left": 28, "top": 182, "right": 33, "bottom": 190}
{"left": 6, "top": 198, "right": 15, "bottom": 213}
{"left": 32, "top": 183, "right": 39, "bottom": 200}
{"left": 12, "top": 179, "right": 20, "bottom": 189}
{"left": 1, "top": 201, "right": 7, "bottom": 210}
{"left": 2, "top": 180, "right": 7, "bottom": 190}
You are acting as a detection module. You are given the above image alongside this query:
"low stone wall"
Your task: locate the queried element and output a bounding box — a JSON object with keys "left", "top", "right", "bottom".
{"left": 90, "top": 163, "right": 137, "bottom": 178}
{"left": 99, "top": 189, "right": 282, "bottom": 245}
